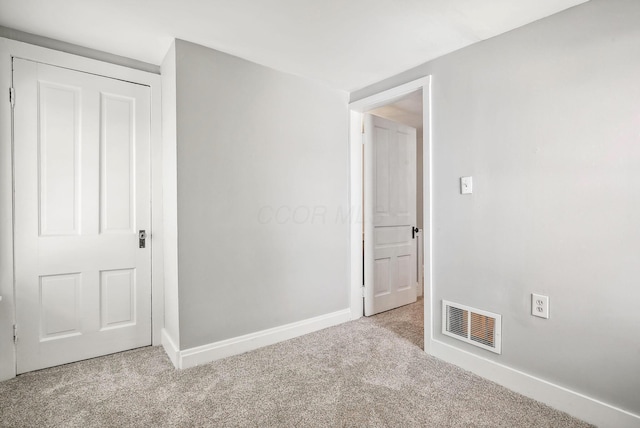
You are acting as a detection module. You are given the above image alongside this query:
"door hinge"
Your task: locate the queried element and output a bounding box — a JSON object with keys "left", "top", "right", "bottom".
{"left": 361, "top": 286, "right": 365, "bottom": 297}
{"left": 9, "top": 87, "right": 15, "bottom": 108}
{"left": 13, "top": 324, "right": 17, "bottom": 343}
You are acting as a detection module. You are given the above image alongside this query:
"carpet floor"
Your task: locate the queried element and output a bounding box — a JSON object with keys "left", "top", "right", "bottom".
{"left": 0, "top": 298, "right": 593, "bottom": 427}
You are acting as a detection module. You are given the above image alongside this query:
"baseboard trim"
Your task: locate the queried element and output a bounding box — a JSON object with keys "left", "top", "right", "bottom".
{"left": 161, "top": 328, "right": 180, "bottom": 368}
{"left": 430, "top": 339, "right": 640, "bottom": 428}
{"left": 171, "top": 309, "right": 351, "bottom": 370}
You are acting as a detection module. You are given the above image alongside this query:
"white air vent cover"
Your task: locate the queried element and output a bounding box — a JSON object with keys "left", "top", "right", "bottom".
{"left": 442, "top": 300, "right": 502, "bottom": 354}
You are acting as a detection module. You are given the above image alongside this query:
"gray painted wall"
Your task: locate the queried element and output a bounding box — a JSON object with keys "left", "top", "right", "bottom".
{"left": 352, "top": 0, "right": 640, "bottom": 415}
{"left": 173, "top": 40, "right": 350, "bottom": 349}
{"left": 160, "top": 41, "right": 181, "bottom": 346}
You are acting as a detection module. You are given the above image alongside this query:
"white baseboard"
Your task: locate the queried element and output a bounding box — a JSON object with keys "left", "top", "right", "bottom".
{"left": 166, "top": 309, "right": 351, "bottom": 370}
{"left": 161, "top": 328, "right": 180, "bottom": 368}
{"left": 430, "top": 339, "right": 640, "bottom": 428}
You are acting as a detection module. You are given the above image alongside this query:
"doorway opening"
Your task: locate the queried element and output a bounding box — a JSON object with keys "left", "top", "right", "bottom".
{"left": 348, "top": 76, "right": 432, "bottom": 352}
{"left": 367, "top": 89, "right": 425, "bottom": 297}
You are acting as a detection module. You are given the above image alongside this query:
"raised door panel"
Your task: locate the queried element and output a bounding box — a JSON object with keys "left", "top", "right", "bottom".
{"left": 39, "top": 273, "right": 82, "bottom": 340}
{"left": 374, "top": 258, "right": 391, "bottom": 297}
{"left": 394, "top": 130, "right": 411, "bottom": 217}
{"left": 38, "top": 82, "right": 81, "bottom": 236}
{"left": 374, "top": 126, "right": 390, "bottom": 217}
{"left": 396, "top": 255, "right": 412, "bottom": 291}
{"left": 100, "top": 269, "right": 136, "bottom": 329}
{"left": 100, "top": 94, "right": 135, "bottom": 234}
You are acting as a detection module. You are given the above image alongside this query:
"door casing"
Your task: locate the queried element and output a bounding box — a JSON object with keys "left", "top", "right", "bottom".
{"left": 348, "top": 76, "right": 432, "bottom": 353}
{"left": 0, "top": 37, "right": 163, "bottom": 381}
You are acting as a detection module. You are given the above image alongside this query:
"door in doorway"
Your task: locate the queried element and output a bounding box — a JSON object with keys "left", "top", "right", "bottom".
{"left": 363, "top": 114, "right": 417, "bottom": 316}
{"left": 13, "top": 59, "right": 152, "bottom": 373}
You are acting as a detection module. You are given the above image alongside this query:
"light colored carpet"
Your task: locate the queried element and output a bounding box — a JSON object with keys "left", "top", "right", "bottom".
{"left": 0, "top": 298, "right": 593, "bottom": 427}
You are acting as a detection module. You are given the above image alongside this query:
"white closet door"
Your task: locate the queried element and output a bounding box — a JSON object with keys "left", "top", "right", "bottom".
{"left": 13, "top": 58, "right": 151, "bottom": 373}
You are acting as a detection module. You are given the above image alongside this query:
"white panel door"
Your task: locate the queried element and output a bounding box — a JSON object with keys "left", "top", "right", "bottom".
{"left": 13, "top": 58, "right": 151, "bottom": 373}
{"left": 364, "top": 114, "right": 417, "bottom": 316}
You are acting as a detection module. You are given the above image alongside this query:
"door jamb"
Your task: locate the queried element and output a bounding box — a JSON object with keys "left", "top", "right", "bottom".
{"left": 0, "top": 38, "right": 164, "bottom": 380}
{"left": 348, "top": 76, "right": 432, "bottom": 353}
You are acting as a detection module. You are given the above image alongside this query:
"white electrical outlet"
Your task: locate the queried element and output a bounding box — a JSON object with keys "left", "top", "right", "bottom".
{"left": 531, "top": 293, "right": 549, "bottom": 319}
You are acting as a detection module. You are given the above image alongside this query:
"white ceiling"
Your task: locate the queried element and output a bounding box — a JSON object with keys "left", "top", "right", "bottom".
{"left": 0, "top": 0, "right": 587, "bottom": 91}
{"left": 371, "top": 90, "right": 423, "bottom": 129}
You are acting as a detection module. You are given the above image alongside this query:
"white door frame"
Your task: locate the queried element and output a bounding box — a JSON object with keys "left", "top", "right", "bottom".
{"left": 348, "top": 76, "right": 432, "bottom": 353}
{"left": 0, "top": 37, "right": 164, "bottom": 381}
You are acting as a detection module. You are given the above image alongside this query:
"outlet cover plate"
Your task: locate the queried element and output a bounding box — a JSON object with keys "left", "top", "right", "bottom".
{"left": 531, "top": 293, "right": 549, "bottom": 319}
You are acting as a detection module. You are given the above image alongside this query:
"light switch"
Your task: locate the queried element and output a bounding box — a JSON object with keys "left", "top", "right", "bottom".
{"left": 460, "top": 176, "right": 473, "bottom": 194}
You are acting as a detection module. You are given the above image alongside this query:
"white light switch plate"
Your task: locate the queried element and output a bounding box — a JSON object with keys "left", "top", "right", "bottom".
{"left": 460, "top": 176, "right": 473, "bottom": 194}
